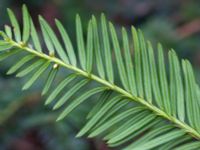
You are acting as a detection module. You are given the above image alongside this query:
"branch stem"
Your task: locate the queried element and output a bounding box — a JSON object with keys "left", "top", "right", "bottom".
{"left": 8, "top": 40, "right": 200, "bottom": 141}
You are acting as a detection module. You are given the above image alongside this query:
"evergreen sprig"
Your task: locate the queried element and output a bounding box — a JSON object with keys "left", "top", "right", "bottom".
{"left": 0, "top": 4, "right": 200, "bottom": 149}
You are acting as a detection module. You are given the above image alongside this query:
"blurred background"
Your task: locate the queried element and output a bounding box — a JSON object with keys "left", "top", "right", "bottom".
{"left": 0, "top": 0, "right": 200, "bottom": 150}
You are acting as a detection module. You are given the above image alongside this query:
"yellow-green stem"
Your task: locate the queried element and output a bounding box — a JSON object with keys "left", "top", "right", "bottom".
{"left": 7, "top": 40, "right": 200, "bottom": 141}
